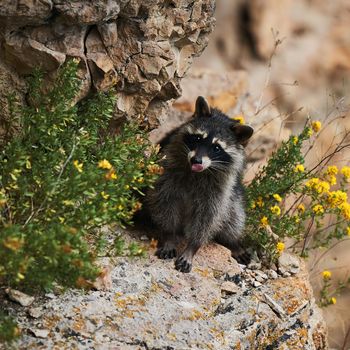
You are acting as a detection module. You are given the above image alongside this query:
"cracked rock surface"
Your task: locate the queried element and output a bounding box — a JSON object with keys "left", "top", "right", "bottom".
{"left": 2, "top": 238, "right": 327, "bottom": 349}
{"left": 0, "top": 0, "right": 215, "bottom": 128}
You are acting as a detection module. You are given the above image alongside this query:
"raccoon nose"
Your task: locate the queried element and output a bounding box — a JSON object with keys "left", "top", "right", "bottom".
{"left": 191, "top": 156, "right": 202, "bottom": 165}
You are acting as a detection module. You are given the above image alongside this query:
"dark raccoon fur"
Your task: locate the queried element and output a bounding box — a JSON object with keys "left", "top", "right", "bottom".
{"left": 144, "top": 96, "right": 254, "bottom": 272}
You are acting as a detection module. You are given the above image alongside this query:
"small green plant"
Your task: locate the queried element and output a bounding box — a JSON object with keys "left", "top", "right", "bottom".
{"left": 245, "top": 120, "right": 350, "bottom": 265}
{"left": 0, "top": 59, "right": 161, "bottom": 292}
{"left": 317, "top": 270, "right": 350, "bottom": 307}
{"left": 0, "top": 312, "right": 20, "bottom": 345}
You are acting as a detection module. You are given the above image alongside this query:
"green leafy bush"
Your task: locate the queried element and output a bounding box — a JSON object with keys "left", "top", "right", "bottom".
{"left": 0, "top": 59, "right": 161, "bottom": 291}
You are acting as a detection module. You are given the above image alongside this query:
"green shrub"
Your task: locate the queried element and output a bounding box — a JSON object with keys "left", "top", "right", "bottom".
{"left": 0, "top": 59, "right": 161, "bottom": 291}
{"left": 245, "top": 120, "right": 350, "bottom": 266}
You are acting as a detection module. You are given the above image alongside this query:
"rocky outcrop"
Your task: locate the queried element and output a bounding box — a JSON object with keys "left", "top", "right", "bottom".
{"left": 2, "top": 233, "right": 327, "bottom": 350}
{"left": 0, "top": 0, "right": 215, "bottom": 128}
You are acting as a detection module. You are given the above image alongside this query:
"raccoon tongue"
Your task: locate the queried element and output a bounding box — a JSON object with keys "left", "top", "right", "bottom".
{"left": 191, "top": 164, "right": 204, "bottom": 172}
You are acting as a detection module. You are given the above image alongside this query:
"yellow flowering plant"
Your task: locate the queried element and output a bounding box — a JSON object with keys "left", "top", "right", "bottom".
{"left": 0, "top": 60, "right": 161, "bottom": 293}
{"left": 245, "top": 119, "right": 350, "bottom": 267}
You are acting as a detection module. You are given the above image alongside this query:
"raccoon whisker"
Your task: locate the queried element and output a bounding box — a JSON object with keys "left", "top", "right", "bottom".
{"left": 211, "top": 160, "right": 230, "bottom": 165}
{"left": 209, "top": 166, "right": 228, "bottom": 175}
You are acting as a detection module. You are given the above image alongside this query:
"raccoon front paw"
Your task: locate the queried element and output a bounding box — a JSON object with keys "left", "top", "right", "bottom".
{"left": 175, "top": 256, "right": 192, "bottom": 273}
{"left": 156, "top": 247, "right": 177, "bottom": 259}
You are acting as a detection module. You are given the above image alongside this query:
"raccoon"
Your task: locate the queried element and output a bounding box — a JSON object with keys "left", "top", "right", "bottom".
{"left": 144, "top": 96, "right": 254, "bottom": 272}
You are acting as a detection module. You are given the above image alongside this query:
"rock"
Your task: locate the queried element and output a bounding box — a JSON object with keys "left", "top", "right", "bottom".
{"left": 6, "top": 288, "right": 34, "bottom": 307}
{"left": 267, "top": 269, "right": 278, "bottom": 280}
{"left": 0, "top": 0, "right": 216, "bottom": 130}
{"left": 29, "top": 328, "right": 50, "bottom": 339}
{"left": 174, "top": 68, "right": 248, "bottom": 114}
{"left": 45, "top": 293, "right": 56, "bottom": 299}
{"left": 248, "top": 0, "right": 293, "bottom": 60}
{"left": 7, "top": 235, "right": 327, "bottom": 349}
{"left": 254, "top": 270, "right": 268, "bottom": 283}
{"left": 253, "top": 281, "right": 262, "bottom": 288}
{"left": 0, "top": 0, "right": 53, "bottom": 28}
{"left": 28, "top": 307, "right": 43, "bottom": 319}
{"left": 247, "top": 261, "right": 262, "bottom": 270}
{"left": 278, "top": 252, "right": 301, "bottom": 276}
{"left": 262, "top": 293, "right": 286, "bottom": 318}
{"left": 221, "top": 281, "right": 240, "bottom": 295}
{"left": 53, "top": 0, "right": 120, "bottom": 25}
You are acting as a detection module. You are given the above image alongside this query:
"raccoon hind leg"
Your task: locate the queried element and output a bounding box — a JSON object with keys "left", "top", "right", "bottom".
{"left": 214, "top": 231, "right": 251, "bottom": 265}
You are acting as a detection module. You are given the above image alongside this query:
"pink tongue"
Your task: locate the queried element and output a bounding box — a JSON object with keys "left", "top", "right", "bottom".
{"left": 191, "top": 164, "right": 204, "bottom": 172}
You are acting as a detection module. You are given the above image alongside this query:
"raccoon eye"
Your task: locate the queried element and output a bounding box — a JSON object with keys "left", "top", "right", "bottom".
{"left": 213, "top": 144, "right": 222, "bottom": 153}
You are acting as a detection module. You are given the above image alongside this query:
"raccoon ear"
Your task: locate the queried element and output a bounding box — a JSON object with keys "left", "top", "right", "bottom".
{"left": 232, "top": 124, "right": 254, "bottom": 146}
{"left": 194, "top": 96, "right": 211, "bottom": 118}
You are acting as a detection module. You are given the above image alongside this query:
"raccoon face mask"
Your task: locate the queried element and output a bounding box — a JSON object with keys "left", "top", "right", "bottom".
{"left": 182, "top": 97, "right": 254, "bottom": 173}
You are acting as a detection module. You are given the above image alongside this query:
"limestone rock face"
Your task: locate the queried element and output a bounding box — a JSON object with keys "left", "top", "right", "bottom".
{"left": 0, "top": 0, "right": 215, "bottom": 128}
{"left": 3, "top": 236, "right": 327, "bottom": 349}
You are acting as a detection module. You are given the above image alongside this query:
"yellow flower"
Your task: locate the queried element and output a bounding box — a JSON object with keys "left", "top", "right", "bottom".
{"left": 311, "top": 120, "right": 322, "bottom": 132}
{"left": 305, "top": 178, "right": 330, "bottom": 194}
{"left": 330, "top": 297, "right": 336, "bottom": 305}
{"left": 339, "top": 202, "right": 350, "bottom": 220}
{"left": 256, "top": 196, "right": 264, "bottom": 207}
{"left": 294, "top": 164, "right": 305, "bottom": 173}
{"left": 98, "top": 159, "right": 112, "bottom": 170}
{"left": 232, "top": 115, "right": 245, "bottom": 124}
{"left": 305, "top": 177, "right": 320, "bottom": 188}
{"left": 17, "top": 272, "right": 25, "bottom": 280}
{"left": 346, "top": 227, "right": 350, "bottom": 236}
{"left": 327, "top": 190, "right": 347, "bottom": 208}
{"left": 270, "top": 205, "right": 281, "bottom": 216}
{"left": 260, "top": 216, "right": 269, "bottom": 227}
{"left": 251, "top": 201, "right": 256, "bottom": 209}
{"left": 318, "top": 181, "right": 330, "bottom": 193}
{"left": 326, "top": 165, "right": 338, "bottom": 176}
{"left": 306, "top": 128, "right": 313, "bottom": 137}
{"left": 292, "top": 136, "right": 298, "bottom": 145}
{"left": 124, "top": 185, "right": 130, "bottom": 190}
{"left": 313, "top": 204, "right": 324, "bottom": 215}
{"left": 73, "top": 160, "right": 83, "bottom": 173}
{"left": 322, "top": 270, "right": 332, "bottom": 280}
{"left": 3, "top": 237, "right": 23, "bottom": 251}
{"left": 276, "top": 242, "right": 285, "bottom": 253}
{"left": 293, "top": 215, "right": 300, "bottom": 223}
{"left": 273, "top": 194, "right": 282, "bottom": 202}
{"left": 327, "top": 175, "right": 337, "bottom": 186}
{"left": 105, "top": 169, "right": 117, "bottom": 180}
{"left": 101, "top": 191, "right": 109, "bottom": 200}
{"left": 297, "top": 204, "right": 305, "bottom": 213}
{"left": 341, "top": 166, "right": 350, "bottom": 181}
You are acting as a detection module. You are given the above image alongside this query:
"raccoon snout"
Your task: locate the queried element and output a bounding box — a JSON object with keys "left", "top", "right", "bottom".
{"left": 190, "top": 156, "right": 204, "bottom": 172}
{"left": 190, "top": 156, "right": 202, "bottom": 165}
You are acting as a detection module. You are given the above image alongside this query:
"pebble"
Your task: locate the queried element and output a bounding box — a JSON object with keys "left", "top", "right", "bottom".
{"left": 267, "top": 270, "right": 278, "bottom": 279}
{"left": 28, "top": 307, "right": 43, "bottom": 319}
{"left": 221, "top": 281, "right": 240, "bottom": 294}
{"left": 29, "top": 328, "right": 50, "bottom": 338}
{"left": 45, "top": 293, "right": 56, "bottom": 299}
{"left": 6, "top": 288, "right": 35, "bottom": 307}
{"left": 248, "top": 261, "right": 262, "bottom": 270}
{"left": 253, "top": 281, "right": 262, "bottom": 288}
